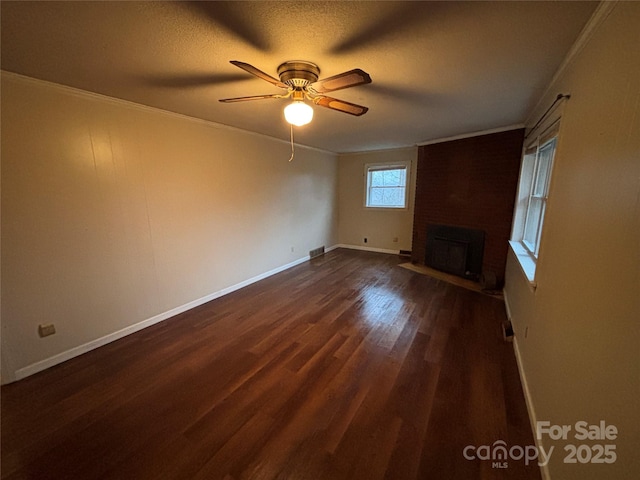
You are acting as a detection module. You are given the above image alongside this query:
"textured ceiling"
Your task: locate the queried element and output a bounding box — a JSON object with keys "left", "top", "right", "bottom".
{"left": 1, "top": 1, "right": 598, "bottom": 153}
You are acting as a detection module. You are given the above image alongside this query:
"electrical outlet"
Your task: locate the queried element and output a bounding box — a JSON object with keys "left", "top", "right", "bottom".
{"left": 364, "top": 237, "right": 368, "bottom": 244}
{"left": 38, "top": 324, "right": 56, "bottom": 338}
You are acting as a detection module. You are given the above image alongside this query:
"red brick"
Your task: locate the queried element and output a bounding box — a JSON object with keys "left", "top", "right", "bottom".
{"left": 411, "top": 129, "right": 524, "bottom": 284}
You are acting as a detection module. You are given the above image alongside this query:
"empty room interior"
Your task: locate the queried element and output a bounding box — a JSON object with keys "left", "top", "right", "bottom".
{"left": 1, "top": 2, "right": 638, "bottom": 479}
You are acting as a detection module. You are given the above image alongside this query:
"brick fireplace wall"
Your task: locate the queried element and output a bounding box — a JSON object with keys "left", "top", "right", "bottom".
{"left": 411, "top": 129, "right": 525, "bottom": 283}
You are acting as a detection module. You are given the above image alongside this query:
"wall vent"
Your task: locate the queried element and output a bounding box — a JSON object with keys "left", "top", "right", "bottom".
{"left": 309, "top": 246, "right": 325, "bottom": 259}
{"left": 502, "top": 321, "right": 514, "bottom": 342}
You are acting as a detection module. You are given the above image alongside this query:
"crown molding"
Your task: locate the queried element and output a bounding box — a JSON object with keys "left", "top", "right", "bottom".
{"left": 416, "top": 124, "right": 525, "bottom": 147}
{"left": 0, "top": 70, "right": 336, "bottom": 156}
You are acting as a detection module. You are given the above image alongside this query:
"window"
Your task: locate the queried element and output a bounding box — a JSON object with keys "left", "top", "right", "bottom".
{"left": 510, "top": 122, "right": 559, "bottom": 284}
{"left": 365, "top": 164, "right": 408, "bottom": 208}
{"left": 522, "top": 137, "right": 556, "bottom": 256}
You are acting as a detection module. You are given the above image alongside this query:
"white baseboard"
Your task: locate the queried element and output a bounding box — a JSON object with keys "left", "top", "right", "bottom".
{"left": 335, "top": 243, "right": 400, "bottom": 255}
{"left": 13, "top": 253, "right": 319, "bottom": 382}
{"left": 504, "top": 289, "right": 548, "bottom": 478}
{"left": 510, "top": 331, "right": 551, "bottom": 479}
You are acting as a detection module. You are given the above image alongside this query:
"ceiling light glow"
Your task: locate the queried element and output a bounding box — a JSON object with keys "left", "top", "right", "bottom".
{"left": 284, "top": 101, "right": 313, "bottom": 126}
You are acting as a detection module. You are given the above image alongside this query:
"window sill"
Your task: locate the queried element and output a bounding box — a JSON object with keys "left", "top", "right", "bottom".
{"left": 508, "top": 241, "right": 537, "bottom": 291}
{"left": 364, "top": 206, "right": 409, "bottom": 211}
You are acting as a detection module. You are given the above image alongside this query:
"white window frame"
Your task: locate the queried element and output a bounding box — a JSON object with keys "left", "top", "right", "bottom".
{"left": 510, "top": 120, "right": 560, "bottom": 286}
{"left": 364, "top": 162, "right": 410, "bottom": 210}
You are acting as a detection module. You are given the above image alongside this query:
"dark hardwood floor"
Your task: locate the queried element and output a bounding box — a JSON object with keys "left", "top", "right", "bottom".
{"left": 1, "top": 249, "right": 541, "bottom": 479}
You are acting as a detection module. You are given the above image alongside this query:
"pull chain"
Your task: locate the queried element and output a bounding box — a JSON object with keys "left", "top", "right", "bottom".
{"left": 287, "top": 123, "right": 295, "bottom": 162}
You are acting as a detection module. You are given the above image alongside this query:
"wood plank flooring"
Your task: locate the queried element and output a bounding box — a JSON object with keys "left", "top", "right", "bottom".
{"left": 1, "top": 249, "right": 541, "bottom": 479}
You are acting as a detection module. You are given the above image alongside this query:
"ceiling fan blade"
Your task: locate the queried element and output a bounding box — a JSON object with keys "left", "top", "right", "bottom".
{"left": 313, "top": 96, "right": 369, "bottom": 116}
{"left": 230, "top": 61, "right": 288, "bottom": 89}
{"left": 309, "top": 69, "right": 372, "bottom": 94}
{"left": 219, "top": 94, "right": 283, "bottom": 103}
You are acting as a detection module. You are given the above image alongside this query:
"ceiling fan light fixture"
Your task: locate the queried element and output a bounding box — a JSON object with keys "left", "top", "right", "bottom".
{"left": 284, "top": 100, "right": 313, "bottom": 126}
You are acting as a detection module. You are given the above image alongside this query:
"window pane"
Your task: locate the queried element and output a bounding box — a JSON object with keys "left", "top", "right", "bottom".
{"left": 521, "top": 152, "right": 536, "bottom": 198}
{"left": 371, "top": 170, "right": 385, "bottom": 187}
{"left": 370, "top": 168, "right": 405, "bottom": 187}
{"left": 523, "top": 198, "right": 543, "bottom": 253}
{"left": 370, "top": 187, "right": 385, "bottom": 205}
{"left": 369, "top": 186, "right": 405, "bottom": 207}
{"left": 389, "top": 170, "right": 402, "bottom": 186}
{"left": 382, "top": 187, "right": 404, "bottom": 206}
{"left": 535, "top": 202, "right": 547, "bottom": 256}
{"left": 533, "top": 139, "right": 556, "bottom": 197}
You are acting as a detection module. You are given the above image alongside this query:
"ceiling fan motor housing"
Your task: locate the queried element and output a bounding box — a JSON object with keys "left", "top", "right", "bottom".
{"left": 277, "top": 61, "right": 320, "bottom": 87}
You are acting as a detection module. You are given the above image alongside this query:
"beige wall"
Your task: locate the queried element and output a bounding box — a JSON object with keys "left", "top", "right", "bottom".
{"left": 504, "top": 3, "right": 640, "bottom": 479}
{"left": 337, "top": 147, "right": 417, "bottom": 252}
{"left": 1, "top": 73, "right": 338, "bottom": 382}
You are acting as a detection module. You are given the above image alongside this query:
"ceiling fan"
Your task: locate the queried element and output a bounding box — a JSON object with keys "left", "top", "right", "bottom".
{"left": 219, "top": 60, "right": 372, "bottom": 126}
